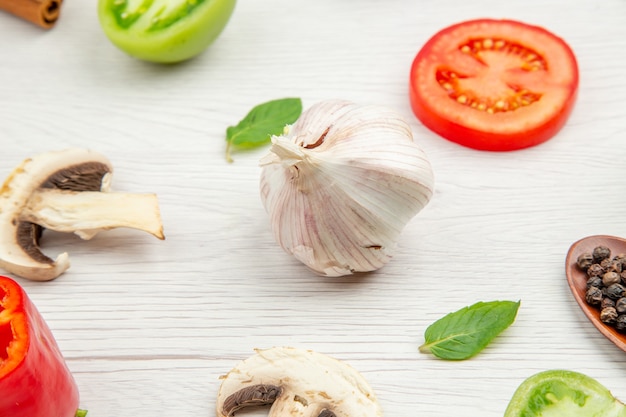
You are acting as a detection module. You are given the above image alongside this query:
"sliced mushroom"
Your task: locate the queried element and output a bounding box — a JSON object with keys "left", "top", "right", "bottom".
{"left": 0, "top": 148, "right": 164, "bottom": 281}
{"left": 216, "top": 347, "right": 383, "bottom": 417}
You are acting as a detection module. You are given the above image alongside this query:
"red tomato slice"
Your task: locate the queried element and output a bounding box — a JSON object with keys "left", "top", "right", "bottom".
{"left": 409, "top": 19, "right": 579, "bottom": 151}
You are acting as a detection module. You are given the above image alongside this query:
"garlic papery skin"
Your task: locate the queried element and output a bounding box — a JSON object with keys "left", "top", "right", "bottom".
{"left": 259, "top": 100, "right": 435, "bottom": 277}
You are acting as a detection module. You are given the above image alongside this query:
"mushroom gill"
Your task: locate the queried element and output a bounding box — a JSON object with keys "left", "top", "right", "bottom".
{"left": 216, "top": 347, "right": 383, "bottom": 417}
{"left": 0, "top": 148, "right": 164, "bottom": 281}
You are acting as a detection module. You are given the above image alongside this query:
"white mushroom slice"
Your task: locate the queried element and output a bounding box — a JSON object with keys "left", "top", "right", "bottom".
{"left": 0, "top": 148, "right": 165, "bottom": 281}
{"left": 216, "top": 347, "right": 383, "bottom": 417}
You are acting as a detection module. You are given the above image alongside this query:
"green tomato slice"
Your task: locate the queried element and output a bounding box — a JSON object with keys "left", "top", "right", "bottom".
{"left": 504, "top": 370, "right": 626, "bottom": 417}
{"left": 98, "top": 0, "right": 236, "bottom": 63}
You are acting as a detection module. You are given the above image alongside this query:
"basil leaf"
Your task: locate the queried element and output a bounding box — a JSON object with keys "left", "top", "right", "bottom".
{"left": 419, "top": 300, "right": 520, "bottom": 360}
{"left": 225, "top": 97, "right": 302, "bottom": 162}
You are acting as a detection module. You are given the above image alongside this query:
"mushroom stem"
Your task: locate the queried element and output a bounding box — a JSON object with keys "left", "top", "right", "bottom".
{"left": 0, "top": 148, "right": 166, "bottom": 280}
{"left": 21, "top": 189, "right": 164, "bottom": 240}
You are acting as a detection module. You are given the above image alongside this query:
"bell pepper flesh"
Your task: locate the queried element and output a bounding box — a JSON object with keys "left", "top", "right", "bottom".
{"left": 0, "top": 275, "right": 80, "bottom": 417}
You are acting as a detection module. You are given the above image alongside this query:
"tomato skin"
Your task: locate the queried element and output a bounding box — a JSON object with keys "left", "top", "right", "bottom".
{"left": 409, "top": 19, "right": 579, "bottom": 151}
{"left": 98, "top": 0, "right": 237, "bottom": 64}
{"left": 504, "top": 370, "right": 625, "bottom": 416}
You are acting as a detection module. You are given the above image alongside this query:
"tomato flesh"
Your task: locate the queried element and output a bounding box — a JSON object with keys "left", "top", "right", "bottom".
{"left": 504, "top": 370, "right": 626, "bottom": 417}
{"left": 409, "top": 19, "right": 579, "bottom": 151}
{"left": 98, "top": 0, "right": 236, "bottom": 63}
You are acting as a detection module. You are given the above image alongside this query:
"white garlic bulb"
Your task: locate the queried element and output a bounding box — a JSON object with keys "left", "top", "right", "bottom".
{"left": 259, "top": 100, "right": 434, "bottom": 277}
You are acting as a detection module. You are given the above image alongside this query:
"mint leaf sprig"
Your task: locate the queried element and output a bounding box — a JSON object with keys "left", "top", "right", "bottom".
{"left": 419, "top": 300, "right": 520, "bottom": 360}
{"left": 225, "top": 97, "right": 303, "bottom": 162}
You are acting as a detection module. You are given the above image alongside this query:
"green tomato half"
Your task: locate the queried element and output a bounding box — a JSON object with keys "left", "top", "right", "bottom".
{"left": 98, "top": 0, "right": 236, "bottom": 63}
{"left": 504, "top": 370, "right": 626, "bottom": 417}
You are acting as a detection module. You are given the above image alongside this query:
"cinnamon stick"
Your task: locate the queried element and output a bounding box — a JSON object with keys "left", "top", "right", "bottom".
{"left": 0, "top": 0, "right": 63, "bottom": 29}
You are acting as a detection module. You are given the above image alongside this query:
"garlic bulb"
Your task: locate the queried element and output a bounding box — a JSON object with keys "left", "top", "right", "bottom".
{"left": 259, "top": 100, "right": 434, "bottom": 277}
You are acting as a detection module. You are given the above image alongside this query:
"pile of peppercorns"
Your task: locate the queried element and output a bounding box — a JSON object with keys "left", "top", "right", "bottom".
{"left": 578, "top": 245, "right": 626, "bottom": 332}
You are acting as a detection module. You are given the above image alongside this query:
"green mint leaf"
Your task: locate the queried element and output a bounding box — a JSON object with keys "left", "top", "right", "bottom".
{"left": 75, "top": 409, "right": 88, "bottom": 417}
{"left": 419, "top": 300, "right": 520, "bottom": 360}
{"left": 225, "top": 97, "right": 302, "bottom": 162}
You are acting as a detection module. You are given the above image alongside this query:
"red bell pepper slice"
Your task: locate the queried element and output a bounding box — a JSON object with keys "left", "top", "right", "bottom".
{"left": 0, "top": 275, "right": 83, "bottom": 417}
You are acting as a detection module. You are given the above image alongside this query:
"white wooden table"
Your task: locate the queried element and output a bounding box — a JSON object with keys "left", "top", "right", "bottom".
{"left": 2, "top": 1, "right": 626, "bottom": 416}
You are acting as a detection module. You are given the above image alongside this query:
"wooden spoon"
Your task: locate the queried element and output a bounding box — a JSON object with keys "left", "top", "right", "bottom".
{"left": 565, "top": 235, "right": 626, "bottom": 352}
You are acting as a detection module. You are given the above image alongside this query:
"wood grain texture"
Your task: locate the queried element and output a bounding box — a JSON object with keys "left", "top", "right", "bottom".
{"left": 1, "top": 1, "right": 626, "bottom": 416}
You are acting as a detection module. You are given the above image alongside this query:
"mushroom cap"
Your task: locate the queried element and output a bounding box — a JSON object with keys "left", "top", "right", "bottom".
{"left": 0, "top": 148, "right": 112, "bottom": 281}
{"left": 216, "top": 347, "right": 383, "bottom": 417}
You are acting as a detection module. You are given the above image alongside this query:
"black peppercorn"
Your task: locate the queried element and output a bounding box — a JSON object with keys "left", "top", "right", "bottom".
{"left": 603, "top": 271, "right": 621, "bottom": 287}
{"left": 616, "top": 315, "right": 626, "bottom": 332}
{"left": 607, "top": 259, "right": 623, "bottom": 273}
{"left": 606, "top": 283, "right": 626, "bottom": 300}
{"left": 601, "top": 306, "right": 618, "bottom": 324}
{"left": 616, "top": 298, "right": 626, "bottom": 314}
{"left": 587, "top": 263, "right": 605, "bottom": 277}
{"left": 578, "top": 246, "right": 626, "bottom": 333}
{"left": 601, "top": 297, "right": 616, "bottom": 309}
{"left": 614, "top": 253, "right": 626, "bottom": 264}
{"left": 586, "top": 276, "right": 603, "bottom": 289}
{"left": 593, "top": 245, "right": 611, "bottom": 263}
{"left": 600, "top": 258, "right": 613, "bottom": 270}
{"left": 585, "top": 286, "right": 604, "bottom": 305}
{"left": 576, "top": 252, "right": 594, "bottom": 270}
